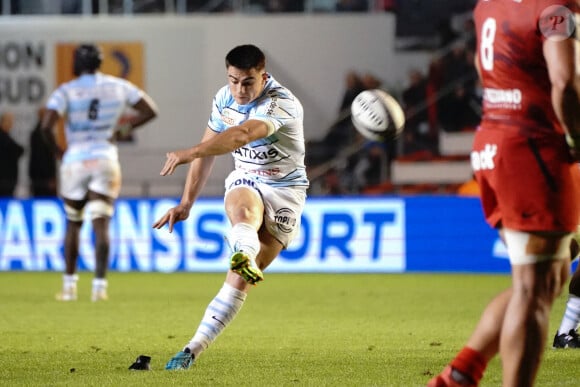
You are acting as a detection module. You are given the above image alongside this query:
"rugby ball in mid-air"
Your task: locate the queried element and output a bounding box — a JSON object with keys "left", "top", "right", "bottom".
{"left": 351, "top": 89, "right": 405, "bottom": 142}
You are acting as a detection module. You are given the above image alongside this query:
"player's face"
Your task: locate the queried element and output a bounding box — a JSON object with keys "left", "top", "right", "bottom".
{"left": 227, "top": 66, "right": 267, "bottom": 105}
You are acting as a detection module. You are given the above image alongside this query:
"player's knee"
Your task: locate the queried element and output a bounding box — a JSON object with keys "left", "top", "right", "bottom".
{"left": 87, "top": 199, "right": 114, "bottom": 220}
{"left": 64, "top": 203, "right": 84, "bottom": 222}
{"left": 505, "top": 229, "right": 573, "bottom": 264}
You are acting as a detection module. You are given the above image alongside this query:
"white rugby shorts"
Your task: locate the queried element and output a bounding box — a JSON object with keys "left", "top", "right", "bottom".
{"left": 59, "top": 158, "right": 121, "bottom": 201}
{"left": 224, "top": 170, "right": 306, "bottom": 248}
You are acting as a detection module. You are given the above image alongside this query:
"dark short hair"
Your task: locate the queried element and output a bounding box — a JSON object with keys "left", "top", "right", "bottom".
{"left": 225, "top": 44, "right": 266, "bottom": 71}
{"left": 73, "top": 44, "right": 102, "bottom": 76}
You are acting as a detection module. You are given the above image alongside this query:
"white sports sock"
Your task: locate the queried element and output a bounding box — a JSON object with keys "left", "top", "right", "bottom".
{"left": 226, "top": 222, "right": 260, "bottom": 259}
{"left": 185, "top": 283, "right": 247, "bottom": 358}
{"left": 63, "top": 274, "right": 78, "bottom": 289}
{"left": 92, "top": 278, "right": 108, "bottom": 292}
{"left": 558, "top": 295, "right": 580, "bottom": 334}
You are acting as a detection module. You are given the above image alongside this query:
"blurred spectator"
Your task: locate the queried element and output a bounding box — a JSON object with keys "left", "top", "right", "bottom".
{"left": 401, "top": 68, "right": 437, "bottom": 156}
{"left": 437, "top": 41, "right": 478, "bottom": 132}
{"left": 306, "top": 70, "right": 368, "bottom": 167}
{"left": 360, "top": 72, "right": 382, "bottom": 90}
{"left": 462, "top": 18, "right": 476, "bottom": 52}
{"left": 436, "top": 17, "right": 458, "bottom": 48}
{"left": 351, "top": 141, "right": 391, "bottom": 191}
{"left": 0, "top": 111, "right": 24, "bottom": 197}
{"left": 339, "top": 70, "right": 365, "bottom": 111}
{"left": 320, "top": 167, "right": 347, "bottom": 195}
{"left": 28, "top": 108, "right": 57, "bottom": 197}
{"left": 425, "top": 57, "right": 444, "bottom": 135}
{"left": 454, "top": 48, "right": 481, "bottom": 129}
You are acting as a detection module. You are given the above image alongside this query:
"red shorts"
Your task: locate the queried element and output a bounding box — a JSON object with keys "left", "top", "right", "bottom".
{"left": 472, "top": 123, "right": 580, "bottom": 232}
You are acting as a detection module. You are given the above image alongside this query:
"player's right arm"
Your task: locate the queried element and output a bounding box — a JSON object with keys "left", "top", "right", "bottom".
{"left": 152, "top": 127, "right": 217, "bottom": 232}
{"left": 543, "top": 32, "right": 580, "bottom": 158}
{"left": 39, "top": 108, "right": 64, "bottom": 160}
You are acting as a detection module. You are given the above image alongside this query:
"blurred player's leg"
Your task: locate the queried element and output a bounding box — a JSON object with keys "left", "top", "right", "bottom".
{"left": 428, "top": 231, "right": 571, "bottom": 386}
{"left": 56, "top": 273, "right": 78, "bottom": 301}
{"left": 90, "top": 213, "right": 111, "bottom": 301}
{"left": 427, "top": 291, "right": 508, "bottom": 387}
{"left": 499, "top": 253, "right": 568, "bottom": 386}
{"left": 56, "top": 216, "right": 83, "bottom": 301}
{"left": 86, "top": 170, "right": 117, "bottom": 301}
{"left": 553, "top": 232, "right": 580, "bottom": 348}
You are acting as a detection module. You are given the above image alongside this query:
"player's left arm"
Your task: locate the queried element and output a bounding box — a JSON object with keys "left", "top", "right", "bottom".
{"left": 544, "top": 33, "right": 580, "bottom": 154}
{"left": 117, "top": 93, "right": 159, "bottom": 137}
{"left": 129, "top": 93, "right": 159, "bottom": 129}
{"left": 474, "top": 53, "right": 482, "bottom": 80}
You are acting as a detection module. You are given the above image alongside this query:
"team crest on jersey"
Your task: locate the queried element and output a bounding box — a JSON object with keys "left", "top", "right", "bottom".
{"left": 221, "top": 108, "right": 245, "bottom": 126}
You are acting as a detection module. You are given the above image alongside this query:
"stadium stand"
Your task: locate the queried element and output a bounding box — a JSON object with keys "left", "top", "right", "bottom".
{"left": 1, "top": 0, "right": 477, "bottom": 197}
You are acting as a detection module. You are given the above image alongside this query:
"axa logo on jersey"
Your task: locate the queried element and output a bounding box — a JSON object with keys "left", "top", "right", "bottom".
{"left": 471, "top": 144, "right": 497, "bottom": 171}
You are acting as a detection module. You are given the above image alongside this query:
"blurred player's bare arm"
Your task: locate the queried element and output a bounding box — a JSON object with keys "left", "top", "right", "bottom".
{"left": 115, "top": 95, "right": 158, "bottom": 137}
{"left": 544, "top": 37, "right": 580, "bottom": 158}
{"left": 39, "top": 109, "right": 64, "bottom": 159}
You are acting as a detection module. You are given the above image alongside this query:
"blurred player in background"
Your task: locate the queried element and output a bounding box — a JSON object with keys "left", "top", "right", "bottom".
{"left": 429, "top": 1, "right": 580, "bottom": 386}
{"left": 553, "top": 226, "right": 580, "bottom": 347}
{"left": 41, "top": 43, "right": 158, "bottom": 302}
{"left": 0, "top": 111, "right": 24, "bottom": 197}
{"left": 152, "top": 44, "right": 308, "bottom": 370}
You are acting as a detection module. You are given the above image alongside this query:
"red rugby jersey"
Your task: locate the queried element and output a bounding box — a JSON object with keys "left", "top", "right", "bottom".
{"left": 473, "top": 0, "right": 575, "bottom": 133}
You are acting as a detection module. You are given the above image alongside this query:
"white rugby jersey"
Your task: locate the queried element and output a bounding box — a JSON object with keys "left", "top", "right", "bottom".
{"left": 45, "top": 72, "right": 143, "bottom": 164}
{"left": 208, "top": 74, "right": 309, "bottom": 188}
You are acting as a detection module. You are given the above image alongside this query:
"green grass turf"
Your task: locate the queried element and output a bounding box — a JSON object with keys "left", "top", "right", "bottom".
{"left": 0, "top": 272, "right": 579, "bottom": 386}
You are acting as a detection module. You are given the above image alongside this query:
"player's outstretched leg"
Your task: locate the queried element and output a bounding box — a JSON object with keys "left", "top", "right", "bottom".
{"left": 165, "top": 348, "right": 195, "bottom": 370}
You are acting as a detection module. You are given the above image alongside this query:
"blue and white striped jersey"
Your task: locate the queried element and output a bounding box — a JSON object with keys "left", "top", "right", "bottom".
{"left": 45, "top": 72, "right": 143, "bottom": 164}
{"left": 208, "top": 74, "right": 309, "bottom": 188}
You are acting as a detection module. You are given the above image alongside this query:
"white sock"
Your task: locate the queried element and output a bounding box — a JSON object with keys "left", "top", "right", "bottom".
{"left": 185, "top": 283, "right": 247, "bottom": 358}
{"left": 226, "top": 222, "right": 260, "bottom": 259}
{"left": 558, "top": 295, "right": 580, "bottom": 334}
{"left": 63, "top": 274, "right": 78, "bottom": 290}
{"left": 92, "top": 278, "right": 108, "bottom": 292}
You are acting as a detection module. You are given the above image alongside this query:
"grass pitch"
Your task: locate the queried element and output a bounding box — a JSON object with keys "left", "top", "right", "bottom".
{"left": 0, "top": 272, "right": 579, "bottom": 386}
